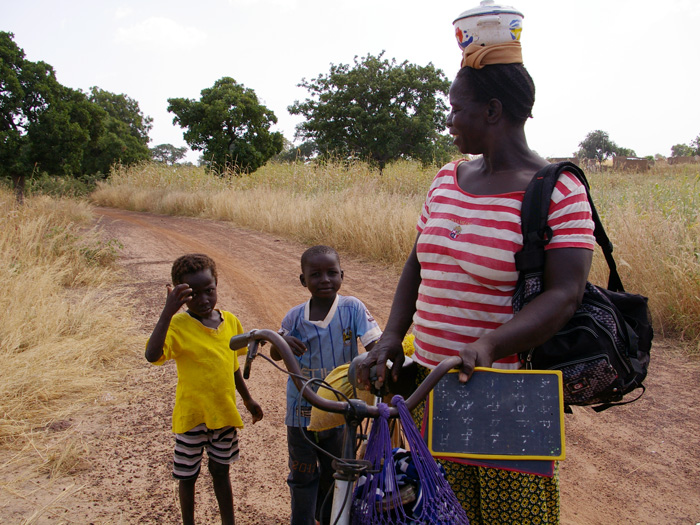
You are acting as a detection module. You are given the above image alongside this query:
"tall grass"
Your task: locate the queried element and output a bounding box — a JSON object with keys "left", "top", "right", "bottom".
{"left": 0, "top": 188, "right": 141, "bottom": 448}
{"left": 91, "top": 161, "right": 700, "bottom": 351}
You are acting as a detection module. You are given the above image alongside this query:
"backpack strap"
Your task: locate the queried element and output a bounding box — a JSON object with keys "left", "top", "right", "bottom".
{"left": 515, "top": 161, "right": 625, "bottom": 292}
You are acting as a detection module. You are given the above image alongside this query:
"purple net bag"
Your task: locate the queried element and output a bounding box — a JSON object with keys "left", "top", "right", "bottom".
{"left": 351, "top": 396, "right": 469, "bottom": 524}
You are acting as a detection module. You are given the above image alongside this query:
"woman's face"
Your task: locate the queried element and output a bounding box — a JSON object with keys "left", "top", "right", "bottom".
{"left": 446, "top": 75, "right": 487, "bottom": 155}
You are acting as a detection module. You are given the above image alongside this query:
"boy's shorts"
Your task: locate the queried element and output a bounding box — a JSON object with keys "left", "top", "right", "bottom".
{"left": 172, "top": 423, "right": 239, "bottom": 480}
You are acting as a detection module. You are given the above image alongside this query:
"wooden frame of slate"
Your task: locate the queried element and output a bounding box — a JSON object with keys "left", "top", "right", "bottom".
{"left": 426, "top": 368, "right": 565, "bottom": 460}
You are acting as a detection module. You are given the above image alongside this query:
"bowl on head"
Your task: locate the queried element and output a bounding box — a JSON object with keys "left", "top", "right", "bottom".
{"left": 453, "top": 0, "right": 524, "bottom": 51}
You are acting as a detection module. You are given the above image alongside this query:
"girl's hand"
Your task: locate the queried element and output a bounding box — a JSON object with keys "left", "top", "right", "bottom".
{"left": 162, "top": 283, "right": 192, "bottom": 317}
{"left": 244, "top": 399, "right": 263, "bottom": 423}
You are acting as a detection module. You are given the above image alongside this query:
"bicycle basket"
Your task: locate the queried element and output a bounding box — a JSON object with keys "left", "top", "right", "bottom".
{"left": 351, "top": 396, "right": 469, "bottom": 524}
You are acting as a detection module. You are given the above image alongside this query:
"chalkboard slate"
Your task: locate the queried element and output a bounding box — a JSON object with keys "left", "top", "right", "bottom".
{"left": 427, "top": 368, "right": 565, "bottom": 460}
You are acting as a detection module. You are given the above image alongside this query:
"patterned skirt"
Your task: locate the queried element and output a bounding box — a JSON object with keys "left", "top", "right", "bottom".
{"left": 412, "top": 365, "right": 560, "bottom": 525}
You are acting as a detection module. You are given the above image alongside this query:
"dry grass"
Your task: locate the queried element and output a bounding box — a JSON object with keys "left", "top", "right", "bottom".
{"left": 0, "top": 188, "right": 141, "bottom": 459}
{"left": 91, "top": 160, "right": 700, "bottom": 351}
{"left": 586, "top": 165, "right": 700, "bottom": 350}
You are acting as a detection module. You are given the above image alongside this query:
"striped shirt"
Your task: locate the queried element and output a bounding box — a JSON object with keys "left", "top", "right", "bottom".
{"left": 413, "top": 161, "right": 595, "bottom": 369}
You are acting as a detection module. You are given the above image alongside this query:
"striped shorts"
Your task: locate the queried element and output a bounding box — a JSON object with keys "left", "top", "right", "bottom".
{"left": 172, "top": 424, "right": 239, "bottom": 480}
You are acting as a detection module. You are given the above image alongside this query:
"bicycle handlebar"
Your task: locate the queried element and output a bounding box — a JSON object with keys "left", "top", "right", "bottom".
{"left": 230, "top": 329, "right": 462, "bottom": 417}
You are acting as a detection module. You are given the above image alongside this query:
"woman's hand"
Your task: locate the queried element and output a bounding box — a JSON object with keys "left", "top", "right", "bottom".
{"left": 355, "top": 332, "right": 405, "bottom": 391}
{"left": 457, "top": 340, "right": 496, "bottom": 383}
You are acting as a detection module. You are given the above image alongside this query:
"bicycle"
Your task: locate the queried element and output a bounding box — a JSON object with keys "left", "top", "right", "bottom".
{"left": 229, "top": 328, "right": 463, "bottom": 525}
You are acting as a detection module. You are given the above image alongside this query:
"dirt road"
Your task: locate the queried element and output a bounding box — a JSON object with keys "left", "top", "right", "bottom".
{"left": 5, "top": 207, "right": 698, "bottom": 524}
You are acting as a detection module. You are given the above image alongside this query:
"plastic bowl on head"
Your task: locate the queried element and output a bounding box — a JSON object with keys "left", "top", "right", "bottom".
{"left": 453, "top": 0, "right": 524, "bottom": 51}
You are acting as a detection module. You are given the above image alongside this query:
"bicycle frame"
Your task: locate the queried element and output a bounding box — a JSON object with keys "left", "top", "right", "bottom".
{"left": 230, "top": 329, "right": 462, "bottom": 525}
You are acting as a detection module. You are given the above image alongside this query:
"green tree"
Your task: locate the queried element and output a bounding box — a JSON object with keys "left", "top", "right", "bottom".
{"left": 27, "top": 86, "right": 98, "bottom": 178}
{"left": 167, "top": 77, "right": 284, "bottom": 173}
{"left": 614, "top": 146, "right": 637, "bottom": 158}
{"left": 85, "top": 87, "right": 152, "bottom": 174}
{"left": 691, "top": 134, "right": 700, "bottom": 155}
{"left": 273, "top": 139, "right": 318, "bottom": 163}
{"left": 288, "top": 52, "right": 451, "bottom": 172}
{"left": 577, "top": 130, "right": 618, "bottom": 166}
{"left": 671, "top": 143, "right": 694, "bottom": 157}
{"left": 0, "top": 31, "right": 63, "bottom": 198}
{"left": 150, "top": 143, "right": 188, "bottom": 165}
{"left": 1, "top": 32, "right": 154, "bottom": 198}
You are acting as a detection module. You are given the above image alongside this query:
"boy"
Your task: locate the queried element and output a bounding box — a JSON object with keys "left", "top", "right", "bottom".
{"left": 146, "top": 253, "right": 263, "bottom": 525}
{"left": 271, "top": 245, "right": 382, "bottom": 525}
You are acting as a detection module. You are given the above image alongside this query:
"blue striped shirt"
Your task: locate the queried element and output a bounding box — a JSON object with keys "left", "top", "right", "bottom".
{"left": 280, "top": 294, "right": 382, "bottom": 427}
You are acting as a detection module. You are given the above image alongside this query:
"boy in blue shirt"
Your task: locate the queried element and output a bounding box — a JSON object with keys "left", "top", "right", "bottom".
{"left": 271, "top": 245, "right": 382, "bottom": 525}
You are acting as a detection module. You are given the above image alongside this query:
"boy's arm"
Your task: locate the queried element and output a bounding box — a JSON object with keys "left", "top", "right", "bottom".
{"left": 145, "top": 283, "right": 193, "bottom": 362}
{"left": 355, "top": 300, "right": 383, "bottom": 355}
{"left": 270, "top": 334, "right": 307, "bottom": 360}
{"left": 234, "top": 368, "right": 263, "bottom": 423}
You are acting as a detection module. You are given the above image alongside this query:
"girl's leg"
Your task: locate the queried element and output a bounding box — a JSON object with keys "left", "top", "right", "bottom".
{"left": 173, "top": 424, "right": 207, "bottom": 524}
{"left": 209, "top": 459, "right": 235, "bottom": 525}
{"left": 179, "top": 477, "right": 197, "bottom": 525}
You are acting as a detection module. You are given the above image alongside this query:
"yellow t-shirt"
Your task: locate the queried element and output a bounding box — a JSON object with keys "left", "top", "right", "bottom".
{"left": 151, "top": 310, "right": 245, "bottom": 434}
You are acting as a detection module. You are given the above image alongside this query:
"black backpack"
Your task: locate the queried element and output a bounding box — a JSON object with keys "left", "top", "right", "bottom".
{"left": 513, "top": 162, "right": 653, "bottom": 412}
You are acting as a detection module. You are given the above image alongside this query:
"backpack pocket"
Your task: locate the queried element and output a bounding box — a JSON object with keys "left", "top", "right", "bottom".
{"left": 559, "top": 355, "right": 620, "bottom": 406}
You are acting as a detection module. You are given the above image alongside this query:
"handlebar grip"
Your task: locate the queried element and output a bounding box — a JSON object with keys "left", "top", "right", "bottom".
{"left": 230, "top": 331, "right": 255, "bottom": 351}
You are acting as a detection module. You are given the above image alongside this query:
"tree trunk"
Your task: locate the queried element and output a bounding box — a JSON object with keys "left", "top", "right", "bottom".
{"left": 11, "top": 173, "right": 26, "bottom": 204}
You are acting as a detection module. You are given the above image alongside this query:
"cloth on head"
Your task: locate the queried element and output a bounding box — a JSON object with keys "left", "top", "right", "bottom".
{"left": 461, "top": 41, "right": 523, "bottom": 69}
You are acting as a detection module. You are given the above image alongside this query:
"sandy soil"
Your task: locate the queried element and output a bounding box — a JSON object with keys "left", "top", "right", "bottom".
{"left": 1, "top": 207, "right": 699, "bottom": 524}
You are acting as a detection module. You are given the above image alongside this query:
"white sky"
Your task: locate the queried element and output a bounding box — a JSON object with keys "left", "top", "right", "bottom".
{"left": 2, "top": 0, "right": 699, "bottom": 164}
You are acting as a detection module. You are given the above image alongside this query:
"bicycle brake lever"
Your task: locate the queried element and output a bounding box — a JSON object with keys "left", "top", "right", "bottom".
{"left": 243, "top": 336, "right": 260, "bottom": 380}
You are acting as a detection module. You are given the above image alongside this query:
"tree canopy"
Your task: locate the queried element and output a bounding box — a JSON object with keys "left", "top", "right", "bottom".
{"left": 577, "top": 130, "right": 617, "bottom": 165}
{"left": 671, "top": 143, "right": 694, "bottom": 157}
{"left": 671, "top": 133, "right": 700, "bottom": 157}
{"left": 1, "top": 31, "right": 152, "bottom": 196}
{"left": 576, "top": 130, "right": 637, "bottom": 166}
{"left": 150, "top": 143, "right": 188, "bottom": 165}
{"left": 167, "top": 77, "right": 284, "bottom": 173}
{"left": 85, "top": 87, "right": 152, "bottom": 174}
{"left": 288, "top": 52, "right": 452, "bottom": 171}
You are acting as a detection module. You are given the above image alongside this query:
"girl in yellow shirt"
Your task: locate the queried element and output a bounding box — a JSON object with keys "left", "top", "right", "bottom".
{"left": 146, "top": 253, "right": 263, "bottom": 525}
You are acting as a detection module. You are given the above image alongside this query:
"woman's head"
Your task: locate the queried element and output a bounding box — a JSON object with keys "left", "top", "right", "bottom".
{"left": 453, "top": 63, "right": 535, "bottom": 125}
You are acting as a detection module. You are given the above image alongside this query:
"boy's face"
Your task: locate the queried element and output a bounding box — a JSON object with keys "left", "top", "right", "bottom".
{"left": 300, "top": 253, "right": 343, "bottom": 301}
{"left": 179, "top": 268, "right": 218, "bottom": 319}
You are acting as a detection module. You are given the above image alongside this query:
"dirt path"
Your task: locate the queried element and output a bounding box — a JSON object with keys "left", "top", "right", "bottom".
{"left": 3, "top": 207, "right": 699, "bottom": 524}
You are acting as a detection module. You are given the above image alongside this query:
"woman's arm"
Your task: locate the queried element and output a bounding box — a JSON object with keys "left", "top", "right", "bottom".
{"left": 457, "top": 247, "right": 592, "bottom": 381}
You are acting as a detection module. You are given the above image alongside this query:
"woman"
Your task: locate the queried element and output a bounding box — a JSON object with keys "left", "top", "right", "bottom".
{"left": 357, "top": 48, "right": 595, "bottom": 523}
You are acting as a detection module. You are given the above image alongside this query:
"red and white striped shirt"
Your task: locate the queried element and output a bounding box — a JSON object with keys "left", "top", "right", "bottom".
{"left": 413, "top": 160, "right": 595, "bottom": 369}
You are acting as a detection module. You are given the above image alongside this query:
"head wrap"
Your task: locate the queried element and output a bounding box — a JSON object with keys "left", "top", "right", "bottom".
{"left": 461, "top": 41, "right": 523, "bottom": 69}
